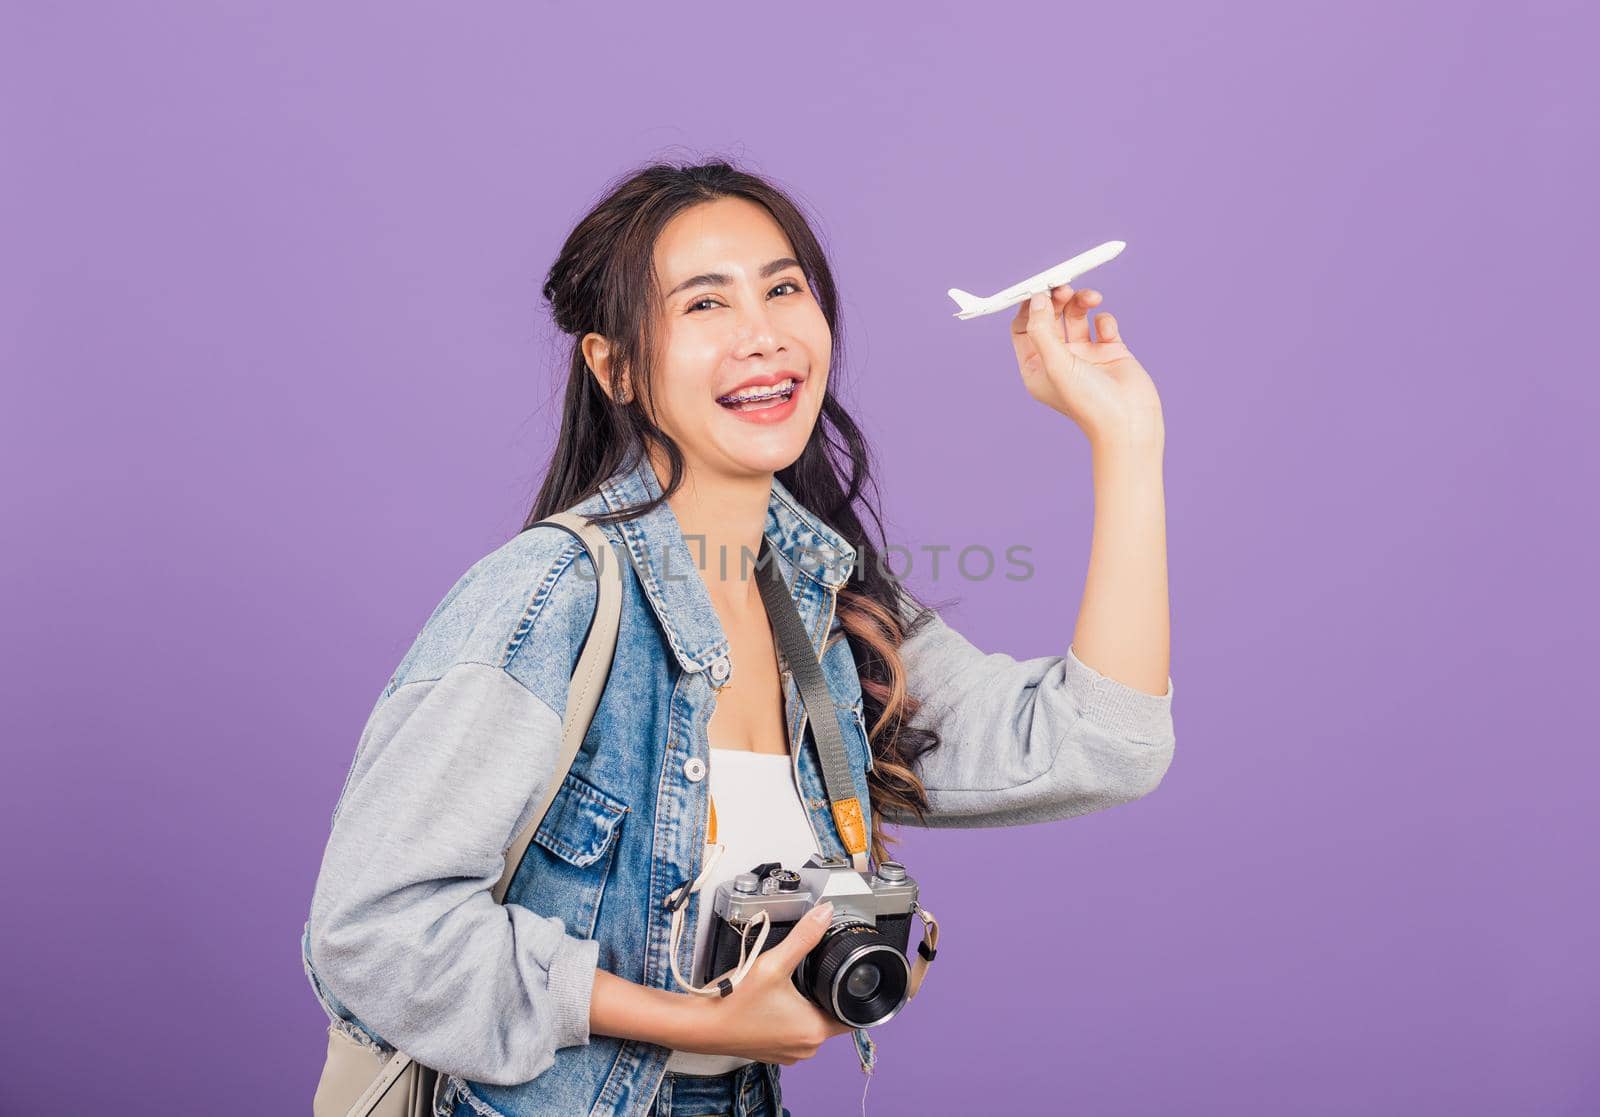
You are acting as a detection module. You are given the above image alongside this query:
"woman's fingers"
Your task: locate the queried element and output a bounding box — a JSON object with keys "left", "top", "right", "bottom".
{"left": 1023, "top": 291, "right": 1068, "bottom": 370}
{"left": 1062, "top": 286, "right": 1099, "bottom": 344}
{"left": 1010, "top": 298, "right": 1031, "bottom": 333}
{"left": 1013, "top": 286, "right": 1113, "bottom": 382}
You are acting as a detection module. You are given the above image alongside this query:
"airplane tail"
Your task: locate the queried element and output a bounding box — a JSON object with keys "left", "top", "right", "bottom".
{"left": 946, "top": 288, "right": 983, "bottom": 314}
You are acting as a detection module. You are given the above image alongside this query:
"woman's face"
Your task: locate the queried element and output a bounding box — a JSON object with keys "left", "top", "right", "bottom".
{"left": 633, "top": 195, "right": 832, "bottom": 485}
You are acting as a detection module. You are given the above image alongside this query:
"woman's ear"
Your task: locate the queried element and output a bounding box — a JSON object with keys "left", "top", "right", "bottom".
{"left": 582, "top": 333, "right": 631, "bottom": 404}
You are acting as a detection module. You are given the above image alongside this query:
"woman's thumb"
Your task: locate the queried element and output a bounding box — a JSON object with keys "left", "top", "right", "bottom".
{"left": 773, "top": 902, "right": 834, "bottom": 969}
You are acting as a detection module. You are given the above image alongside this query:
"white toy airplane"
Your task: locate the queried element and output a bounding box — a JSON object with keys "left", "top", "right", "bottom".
{"left": 947, "top": 239, "right": 1126, "bottom": 320}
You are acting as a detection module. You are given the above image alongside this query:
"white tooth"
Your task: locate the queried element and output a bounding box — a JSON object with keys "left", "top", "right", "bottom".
{"left": 723, "top": 378, "right": 795, "bottom": 402}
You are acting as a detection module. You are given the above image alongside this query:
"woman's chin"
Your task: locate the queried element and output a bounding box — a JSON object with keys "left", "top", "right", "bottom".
{"left": 709, "top": 409, "right": 815, "bottom": 466}
{"left": 711, "top": 433, "right": 812, "bottom": 477}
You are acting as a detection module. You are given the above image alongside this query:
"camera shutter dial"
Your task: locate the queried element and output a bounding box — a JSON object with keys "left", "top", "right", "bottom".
{"left": 760, "top": 868, "right": 803, "bottom": 894}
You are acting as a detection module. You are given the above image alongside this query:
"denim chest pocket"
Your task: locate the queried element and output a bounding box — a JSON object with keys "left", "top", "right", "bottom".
{"left": 516, "top": 770, "right": 629, "bottom": 940}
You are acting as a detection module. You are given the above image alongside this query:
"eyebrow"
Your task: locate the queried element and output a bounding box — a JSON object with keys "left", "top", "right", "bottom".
{"left": 663, "top": 257, "right": 803, "bottom": 299}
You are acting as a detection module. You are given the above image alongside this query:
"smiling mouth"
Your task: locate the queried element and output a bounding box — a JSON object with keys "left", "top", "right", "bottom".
{"left": 716, "top": 379, "right": 799, "bottom": 411}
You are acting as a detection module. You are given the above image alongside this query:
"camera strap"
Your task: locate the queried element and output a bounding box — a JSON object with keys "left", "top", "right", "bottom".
{"left": 753, "top": 535, "right": 871, "bottom": 872}
{"left": 908, "top": 902, "right": 940, "bottom": 999}
{"left": 657, "top": 529, "right": 941, "bottom": 1078}
{"left": 661, "top": 534, "right": 868, "bottom": 998}
{"left": 759, "top": 536, "right": 946, "bottom": 1083}
{"left": 664, "top": 834, "right": 776, "bottom": 999}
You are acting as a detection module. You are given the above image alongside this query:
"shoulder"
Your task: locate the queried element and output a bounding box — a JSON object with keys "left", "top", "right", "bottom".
{"left": 385, "top": 519, "right": 614, "bottom": 711}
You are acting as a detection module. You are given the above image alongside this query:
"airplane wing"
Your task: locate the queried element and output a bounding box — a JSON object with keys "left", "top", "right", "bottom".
{"left": 948, "top": 239, "right": 1126, "bottom": 320}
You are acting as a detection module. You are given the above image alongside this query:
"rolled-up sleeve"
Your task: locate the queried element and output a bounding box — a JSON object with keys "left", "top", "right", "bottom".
{"left": 307, "top": 660, "right": 599, "bottom": 1085}
{"left": 879, "top": 603, "right": 1176, "bottom": 829}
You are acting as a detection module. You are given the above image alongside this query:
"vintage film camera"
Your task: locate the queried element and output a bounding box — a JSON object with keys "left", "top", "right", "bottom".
{"left": 703, "top": 853, "right": 923, "bottom": 1029}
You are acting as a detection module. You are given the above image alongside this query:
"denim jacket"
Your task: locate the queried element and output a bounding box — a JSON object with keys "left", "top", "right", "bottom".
{"left": 301, "top": 450, "right": 1176, "bottom": 1117}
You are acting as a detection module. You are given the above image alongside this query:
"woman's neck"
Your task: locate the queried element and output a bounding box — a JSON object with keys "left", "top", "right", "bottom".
{"left": 649, "top": 451, "right": 771, "bottom": 619}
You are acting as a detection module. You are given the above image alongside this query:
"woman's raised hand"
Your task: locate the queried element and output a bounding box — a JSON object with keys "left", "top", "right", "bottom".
{"left": 1010, "top": 285, "right": 1165, "bottom": 448}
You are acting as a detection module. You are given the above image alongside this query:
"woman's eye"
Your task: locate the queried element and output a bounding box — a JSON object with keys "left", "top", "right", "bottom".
{"left": 687, "top": 281, "right": 803, "bottom": 314}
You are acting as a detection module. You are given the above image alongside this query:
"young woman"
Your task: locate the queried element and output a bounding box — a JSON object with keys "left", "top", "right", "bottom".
{"left": 302, "top": 159, "right": 1175, "bottom": 1117}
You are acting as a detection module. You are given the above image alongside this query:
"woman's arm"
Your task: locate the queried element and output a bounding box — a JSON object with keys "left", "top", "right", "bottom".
{"left": 1072, "top": 435, "right": 1170, "bottom": 697}
{"left": 308, "top": 661, "right": 602, "bottom": 1086}
{"left": 878, "top": 528, "right": 1175, "bottom": 831}
{"left": 590, "top": 971, "right": 703, "bottom": 1049}
{"left": 876, "top": 450, "right": 1174, "bottom": 831}
{"left": 874, "top": 286, "right": 1175, "bottom": 830}
{"left": 307, "top": 531, "right": 609, "bottom": 1087}
{"left": 1023, "top": 282, "right": 1170, "bottom": 697}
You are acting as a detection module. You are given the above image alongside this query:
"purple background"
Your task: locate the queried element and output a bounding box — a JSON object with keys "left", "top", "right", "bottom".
{"left": 3, "top": 2, "right": 1594, "bottom": 1113}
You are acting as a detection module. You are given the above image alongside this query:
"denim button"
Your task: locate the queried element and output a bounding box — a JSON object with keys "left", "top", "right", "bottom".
{"left": 684, "top": 757, "right": 706, "bottom": 782}
{"left": 710, "top": 656, "right": 731, "bottom": 682}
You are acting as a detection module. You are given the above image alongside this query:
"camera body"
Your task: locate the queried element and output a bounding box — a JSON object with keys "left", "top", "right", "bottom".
{"left": 703, "top": 853, "right": 921, "bottom": 1029}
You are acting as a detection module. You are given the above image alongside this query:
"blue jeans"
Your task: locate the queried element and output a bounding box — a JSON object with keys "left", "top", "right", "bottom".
{"left": 648, "top": 1062, "right": 788, "bottom": 1117}
{"left": 433, "top": 1061, "right": 788, "bottom": 1117}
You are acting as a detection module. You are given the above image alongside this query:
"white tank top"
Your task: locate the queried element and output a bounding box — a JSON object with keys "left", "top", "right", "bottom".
{"left": 663, "top": 746, "right": 821, "bottom": 1075}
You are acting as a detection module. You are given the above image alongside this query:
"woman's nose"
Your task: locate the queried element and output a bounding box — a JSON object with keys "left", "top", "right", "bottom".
{"left": 733, "top": 298, "right": 781, "bottom": 352}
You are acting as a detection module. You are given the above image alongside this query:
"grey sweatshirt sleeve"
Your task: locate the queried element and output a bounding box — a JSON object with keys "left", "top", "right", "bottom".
{"left": 879, "top": 601, "right": 1176, "bottom": 829}
{"left": 307, "top": 659, "right": 600, "bottom": 1086}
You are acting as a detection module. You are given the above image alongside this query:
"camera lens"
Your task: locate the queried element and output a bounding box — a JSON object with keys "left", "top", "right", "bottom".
{"left": 797, "top": 922, "right": 910, "bottom": 1029}
{"left": 845, "top": 964, "right": 881, "bottom": 999}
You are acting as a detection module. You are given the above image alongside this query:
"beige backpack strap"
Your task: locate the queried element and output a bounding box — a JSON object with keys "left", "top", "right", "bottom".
{"left": 493, "top": 511, "right": 624, "bottom": 904}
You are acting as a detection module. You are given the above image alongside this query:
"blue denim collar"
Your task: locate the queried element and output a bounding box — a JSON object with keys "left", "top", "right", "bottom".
{"left": 594, "top": 450, "right": 857, "bottom": 673}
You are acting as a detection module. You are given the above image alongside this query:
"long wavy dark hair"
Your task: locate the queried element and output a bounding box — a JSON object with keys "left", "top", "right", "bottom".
{"left": 522, "top": 156, "right": 943, "bottom": 864}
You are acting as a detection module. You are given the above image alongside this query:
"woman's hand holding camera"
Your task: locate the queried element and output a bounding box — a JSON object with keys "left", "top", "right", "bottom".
{"left": 685, "top": 901, "right": 855, "bottom": 1065}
